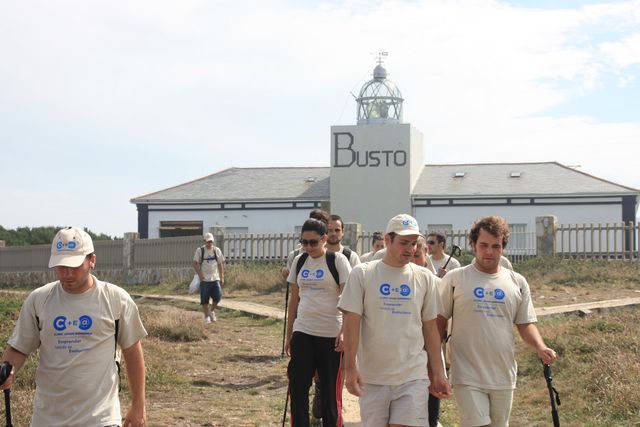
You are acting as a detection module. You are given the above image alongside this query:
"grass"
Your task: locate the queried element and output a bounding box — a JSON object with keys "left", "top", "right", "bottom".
{"left": 2, "top": 259, "right": 640, "bottom": 426}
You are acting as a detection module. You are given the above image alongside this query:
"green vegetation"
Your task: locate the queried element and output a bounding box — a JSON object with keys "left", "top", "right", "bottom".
{"left": 0, "top": 225, "right": 115, "bottom": 246}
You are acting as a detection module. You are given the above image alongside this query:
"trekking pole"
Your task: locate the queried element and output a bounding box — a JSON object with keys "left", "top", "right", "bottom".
{"left": 543, "top": 363, "right": 561, "bottom": 427}
{"left": 442, "top": 244, "right": 462, "bottom": 270}
{"left": 281, "top": 384, "right": 289, "bottom": 427}
{"left": 0, "top": 361, "right": 13, "bottom": 427}
{"left": 281, "top": 280, "right": 290, "bottom": 357}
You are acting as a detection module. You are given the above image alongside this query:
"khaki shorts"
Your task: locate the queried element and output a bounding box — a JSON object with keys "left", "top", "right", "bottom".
{"left": 453, "top": 385, "right": 514, "bottom": 427}
{"left": 359, "top": 379, "right": 429, "bottom": 427}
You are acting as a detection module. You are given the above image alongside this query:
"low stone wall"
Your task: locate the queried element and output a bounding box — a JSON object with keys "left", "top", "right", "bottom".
{"left": 0, "top": 267, "right": 194, "bottom": 287}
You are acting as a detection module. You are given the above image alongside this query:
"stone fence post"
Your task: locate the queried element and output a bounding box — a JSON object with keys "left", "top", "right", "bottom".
{"left": 536, "top": 215, "right": 558, "bottom": 257}
{"left": 212, "top": 226, "right": 225, "bottom": 252}
{"left": 344, "top": 222, "right": 362, "bottom": 254}
{"left": 123, "top": 232, "right": 138, "bottom": 283}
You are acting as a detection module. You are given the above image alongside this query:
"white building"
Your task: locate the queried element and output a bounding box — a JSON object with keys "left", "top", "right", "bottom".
{"left": 131, "top": 63, "right": 638, "bottom": 239}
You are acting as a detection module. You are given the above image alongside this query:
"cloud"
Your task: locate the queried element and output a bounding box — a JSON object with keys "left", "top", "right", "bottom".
{"left": 1, "top": 0, "right": 639, "bottom": 235}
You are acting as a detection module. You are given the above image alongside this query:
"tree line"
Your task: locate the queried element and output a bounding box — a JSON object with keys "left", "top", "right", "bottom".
{"left": 0, "top": 226, "right": 114, "bottom": 247}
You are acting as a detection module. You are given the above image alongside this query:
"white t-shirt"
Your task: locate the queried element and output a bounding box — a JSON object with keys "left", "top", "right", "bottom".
{"left": 359, "top": 251, "right": 376, "bottom": 263}
{"left": 470, "top": 255, "right": 513, "bottom": 270}
{"left": 430, "top": 254, "right": 461, "bottom": 272}
{"left": 287, "top": 251, "right": 352, "bottom": 337}
{"left": 372, "top": 248, "right": 437, "bottom": 274}
{"left": 342, "top": 247, "right": 361, "bottom": 267}
{"left": 8, "top": 278, "right": 147, "bottom": 427}
{"left": 439, "top": 264, "right": 537, "bottom": 390}
{"left": 338, "top": 260, "right": 443, "bottom": 386}
{"left": 193, "top": 245, "right": 225, "bottom": 282}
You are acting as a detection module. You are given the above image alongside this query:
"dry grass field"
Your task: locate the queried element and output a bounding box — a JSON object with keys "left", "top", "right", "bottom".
{"left": 1, "top": 259, "right": 640, "bottom": 426}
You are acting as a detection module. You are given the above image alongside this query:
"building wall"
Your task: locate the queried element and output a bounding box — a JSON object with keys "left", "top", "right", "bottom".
{"left": 330, "top": 123, "right": 423, "bottom": 230}
{"left": 147, "top": 207, "right": 313, "bottom": 238}
{"left": 414, "top": 202, "right": 623, "bottom": 232}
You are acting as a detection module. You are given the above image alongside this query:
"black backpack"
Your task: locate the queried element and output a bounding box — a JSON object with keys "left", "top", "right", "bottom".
{"left": 199, "top": 245, "right": 217, "bottom": 264}
{"left": 295, "top": 251, "right": 341, "bottom": 287}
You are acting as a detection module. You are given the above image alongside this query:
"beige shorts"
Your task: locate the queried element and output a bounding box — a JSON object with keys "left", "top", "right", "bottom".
{"left": 453, "top": 385, "right": 514, "bottom": 427}
{"left": 359, "top": 379, "right": 429, "bottom": 427}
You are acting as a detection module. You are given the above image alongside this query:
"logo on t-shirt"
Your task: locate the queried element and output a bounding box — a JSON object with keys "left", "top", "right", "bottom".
{"left": 474, "top": 287, "right": 506, "bottom": 301}
{"left": 300, "top": 268, "right": 325, "bottom": 281}
{"left": 53, "top": 315, "right": 94, "bottom": 332}
{"left": 379, "top": 283, "right": 412, "bottom": 297}
{"left": 474, "top": 287, "right": 485, "bottom": 298}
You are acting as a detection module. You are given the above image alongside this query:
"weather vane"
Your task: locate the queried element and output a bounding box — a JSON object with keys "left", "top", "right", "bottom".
{"left": 372, "top": 50, "right": 388, "bottom": 66}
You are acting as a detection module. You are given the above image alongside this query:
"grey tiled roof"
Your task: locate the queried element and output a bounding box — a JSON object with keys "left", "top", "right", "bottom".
{"left": 131, "top": 167, "right": 330, "bottom": 203}
{"left": 412, "top": 162, "right": 638, "bottom": 197}
{"left": 131, "top": 162, "right": 637, "bottom": 204}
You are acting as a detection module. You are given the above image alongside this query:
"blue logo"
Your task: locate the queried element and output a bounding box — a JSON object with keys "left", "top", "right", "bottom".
{"left": 474, "top": 287, "right": 485, "bottom": 298}
{"left": 494, "top": 288, "right": 505, "bottom": 300}
{"left": 402, "top": 219, "right": 411, "bottom": 226}
{"left": 301, "top": 269, "right": 310, "bottom": 279}
{"left": 379, "top": 283, "right": 391, "bottom": 296}
{"left": 54, "top": 316, "right": 67, "bottom": 331}
{"left": 316, "top": 269, "right": 324, "bottom": 279}
{"left": 78, "top": 315, "right": 92, "bottom": 330}
{"left": 55, "top": 240, "right": 77, "bottom": 251}
{"left": 399, "top": 284, "right": 411, "bottom": 296}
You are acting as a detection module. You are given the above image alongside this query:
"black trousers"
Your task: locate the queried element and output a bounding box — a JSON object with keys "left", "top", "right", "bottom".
{"left": 287, "top": 331, "right": 343, "bottom": 427}
{"left": 428, "top": 393, "right": 440, "bottom": 427}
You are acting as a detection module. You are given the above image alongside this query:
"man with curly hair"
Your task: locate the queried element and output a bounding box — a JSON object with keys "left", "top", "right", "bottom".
{"left": 437, "top": 216, "right": 557, "bottom": 427}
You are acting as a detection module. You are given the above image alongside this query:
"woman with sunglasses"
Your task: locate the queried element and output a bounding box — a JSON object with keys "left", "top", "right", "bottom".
{"left": 285, "top": 218, "right": 352, "bottom": 427}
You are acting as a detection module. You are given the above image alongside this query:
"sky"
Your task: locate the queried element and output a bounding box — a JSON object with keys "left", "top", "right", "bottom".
{"left": 1, "top": 0, "right": 639, "bottom": 237}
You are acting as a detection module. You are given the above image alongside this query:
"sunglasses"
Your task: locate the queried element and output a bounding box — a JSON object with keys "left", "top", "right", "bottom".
{"left": 299, "top": 239, "right": 320, "bottom": 247}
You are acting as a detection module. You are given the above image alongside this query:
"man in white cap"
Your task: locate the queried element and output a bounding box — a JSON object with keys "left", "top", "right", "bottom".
{"left": 192, "top": 232, "right": 225, "bottom": 323}
{"left": 0, "top": 226, "right": 148, "bottom": 427}
{"left": 339, "top": 214, "right": 451, "bottom": 427}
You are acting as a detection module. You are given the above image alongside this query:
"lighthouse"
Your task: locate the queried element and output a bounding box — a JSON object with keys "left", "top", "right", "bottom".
{"left": 330, "top": 58, "right": 424, "bottom": 230}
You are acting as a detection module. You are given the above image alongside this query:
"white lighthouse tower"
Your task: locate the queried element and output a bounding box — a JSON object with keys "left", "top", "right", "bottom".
{"left": 330, "top": 56, "right": 424, "bottom": 230}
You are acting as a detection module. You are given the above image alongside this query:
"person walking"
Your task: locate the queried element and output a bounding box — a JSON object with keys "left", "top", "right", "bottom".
{"left": 0, "top": 226, "right": 147, "bottom": 427}
{"left": 192, "top": 232, "right": 225, "bottom": 323}
{"left": 411, "top": 235, "right": 442, "bottom": 427}
{"left": 360, "top": 232, "right": 385, "bottom": 262}
{"left": 327, "top": 214, "right": 361, "bottom": 267}
{"left": 339, "top": 214, "right": 451, "bottom": 427}
{"left": 437, "top": 216, "right": 557, "bottom": 427}
{"left": 426, "top": 232, "right": 461, "bottom": 278}
{"left": 285, "top": 219, "right": 352, "bottom": 427}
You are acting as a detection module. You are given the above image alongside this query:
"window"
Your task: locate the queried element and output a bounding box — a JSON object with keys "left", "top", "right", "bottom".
{"left": 158, "top": 221, "right": 203, "bottom": 238}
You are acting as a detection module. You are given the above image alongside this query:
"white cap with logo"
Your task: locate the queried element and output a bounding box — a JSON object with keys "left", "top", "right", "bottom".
{"left": 385, "top": 214, "right": 421, "bottom": 236}
{"left": 48, "top": 227, "right": 95, "bottom": 268}
{"left": 204, "top": 232, "right": 215, "bottom": 243}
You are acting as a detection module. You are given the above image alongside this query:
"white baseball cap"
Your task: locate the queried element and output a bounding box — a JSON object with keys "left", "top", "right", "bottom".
{"left": 385, "top": 214, "right": 421, "bottom": 236}
{"left": 48, "top": 227, "right": 95, "bottom": 268}
{"left": 204, "top": 232, "right": 215, "bottom": 243}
